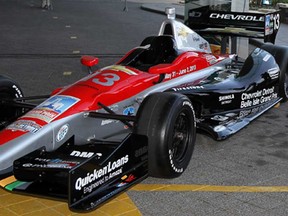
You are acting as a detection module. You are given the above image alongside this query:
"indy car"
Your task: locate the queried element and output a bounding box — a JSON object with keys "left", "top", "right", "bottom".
{"left": 0, "top": 7, "right": 287, "bottom": 212}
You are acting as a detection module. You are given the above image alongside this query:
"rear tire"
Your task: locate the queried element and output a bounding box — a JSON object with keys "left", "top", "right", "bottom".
{"left": 135, "top": 92, "right": 196, "bottom": 178}
{"left": 0, "top": 75, "right": 24, "bottom": 129}
{"left": 261, "top": 44, "right": 288, "bottom": 102}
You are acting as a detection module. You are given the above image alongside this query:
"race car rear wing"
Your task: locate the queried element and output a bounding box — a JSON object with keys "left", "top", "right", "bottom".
{"left": 187, "top": 6, "right": 280, "bottom": 44}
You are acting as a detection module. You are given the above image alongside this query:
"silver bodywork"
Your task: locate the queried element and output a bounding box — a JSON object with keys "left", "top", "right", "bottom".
{"left": 0, "top": 9, "right": 234, "bottom": 174}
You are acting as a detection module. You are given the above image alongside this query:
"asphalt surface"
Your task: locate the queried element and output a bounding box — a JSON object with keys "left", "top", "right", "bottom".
{"left": 0, "top": 0, "right": 288, "bottom": 215}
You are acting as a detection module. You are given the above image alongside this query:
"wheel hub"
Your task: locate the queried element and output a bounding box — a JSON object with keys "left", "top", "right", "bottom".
{"left": 171, "top": 112, "right": 190, "bottom": 162}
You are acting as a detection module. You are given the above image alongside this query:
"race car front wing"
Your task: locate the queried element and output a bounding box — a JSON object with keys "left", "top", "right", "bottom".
{"left": 4, "top": 133, "right": 148, "bottom": 212}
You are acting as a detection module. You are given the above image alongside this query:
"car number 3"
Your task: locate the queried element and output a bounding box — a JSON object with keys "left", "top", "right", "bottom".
{"left": 92, "top": 73, "right": 120, "bottom": 86}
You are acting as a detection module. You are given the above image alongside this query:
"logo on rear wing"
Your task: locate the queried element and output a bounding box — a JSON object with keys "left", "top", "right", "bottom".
{"left": 187, "top": 5, "right": 280, "bottom": 44}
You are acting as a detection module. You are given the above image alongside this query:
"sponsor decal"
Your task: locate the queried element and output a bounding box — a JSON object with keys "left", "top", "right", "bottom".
{"left": 193, "top": 35, "right": 200, "bottom": 42}
{"left": 214, "top": 125, "right": 226, "bottom": 132}
{"left": 117, "top": 174, "right": 136, "bottom": 188}
{"left": 172, "top": 85, "right": 204, "bottom": 91}
{"left": 99, "top": 104, "right": 120, "bottom": 126}
{"left": 204, "top": 54, "right": 217, "bottom": 65}
{"left": 209, "top": 13, "right": 264, "bottom": 22}
{"left": 135, "top": 146, "right": 148, "bottom": 161}
{"left": 219, "top": 94, "right": 234, "bottom": 105}
{"left": 267, "top": 67, "right": 279, "bottom": 80}
{"left": 22, "top": 158, "right": 79, "bottom": 169}
{"left": 239, "top": 107, "right": 260, "bottom": 118}
{"left": 219, "top": 94, "right": 234, "bottom": 101}
{"left": 178, "top": 27, "right": 189, "bottom": 38}
{"left": 7, "top": 120, "right": 42, "bottom": 133}
{"left": 265, "top": 14, "right": 272, "bottom": 35}
{"left": 109, "top": 104, "right": 119, "bottom": 112}
{"left": 211, "top": 115, "right": 229, "bottom": 122}
{"left": 123, "top": 106, "right": 135, "bottom": 115}
{"left": 101, "top": 119, "right": 119, "bottom": 126}
{"left": 199, "top": 42, "right": 209, "bottom": 51}
{"left": 135, "top": 146, "right": 148, "bottom": 158}
{"left": 70, "top": 151, "right": 102, "bottom": 159}
{"left": 265, "top": 13, "right": 280, "bottom": 35}
{"left": 179, "top": 65, "right": 197, "bottom": 75}
{"left": 75, "top": 155, "right": 129, "bottom": 194}
{"left": 189, "top": 10, "right": 202, "bottom": 18}
{"left": 165, "top": 65, "right": 197, "bottom": 79}
{"left": 263, "top": 53, "right": 272, "bottom": 62}
{"left": 240, "top": 87, "right": 277, "bottom": 108}
{"left": 25, "top": 95, "right": 80, "bottom": 123}
{"left": 56, "top": 124, "right": 69, "bottom": 142}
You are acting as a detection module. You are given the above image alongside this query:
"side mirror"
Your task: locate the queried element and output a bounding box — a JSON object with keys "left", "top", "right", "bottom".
{"left": 80, "top": 56, "right": 99, "bottom": 74}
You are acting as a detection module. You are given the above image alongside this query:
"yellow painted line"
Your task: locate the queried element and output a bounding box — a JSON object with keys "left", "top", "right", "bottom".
{"left": 2, "top": 175, "right": 288, "bottom": 193}
{"left": 2, "top": 176, "right": 288, "bottom": 216}
{"left": 131, "top": 184, "right": 288, "bottom": 193}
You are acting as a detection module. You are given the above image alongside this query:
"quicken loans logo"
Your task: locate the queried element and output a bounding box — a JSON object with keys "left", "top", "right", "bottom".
{"left": 75, "top": 155, "right": 129, "bottom": 190}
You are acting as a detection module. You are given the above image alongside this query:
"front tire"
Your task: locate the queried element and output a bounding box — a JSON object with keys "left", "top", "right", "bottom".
{"left": 0, "top": 75, "right": 24, "bottom": 129}
{"left": 135, "top": 92, "right": 196, "bottom": 178}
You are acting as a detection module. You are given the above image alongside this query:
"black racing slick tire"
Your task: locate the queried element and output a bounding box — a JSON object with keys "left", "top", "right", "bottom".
{"left": 261, "top": 44, "right": 288, "bottom": 102}
{"left": 0, "top": 75, "right": 24, "bottom": 129}
{"left": 135, "top": 92, "right": 196, "bottom": 178}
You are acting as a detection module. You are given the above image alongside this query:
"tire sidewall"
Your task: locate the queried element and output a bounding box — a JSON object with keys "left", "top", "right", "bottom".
{"left": 0, "top": 76, "right": 23, "bottom": 127}
{"left": 165, "top": 100, "right": 195, "bottom": 175}
{"left": 135, "top": 93, "right": 196, "bottom": 178}
{"left": 0, "top": 76, "right": 23, "bottom": 99}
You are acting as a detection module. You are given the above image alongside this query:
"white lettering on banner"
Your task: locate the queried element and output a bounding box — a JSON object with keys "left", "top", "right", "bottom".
{"left": 219, "top": 94, "right": 235, "bottom": 105}
{"left": 7, "top": 120, "right": 42, "bottom": 133}
{"left": 83, "top": 168, "right": 123, "bottom": 194}
{"left": 210, "top": 13, "right": 264, "bottom": 22}
{"left": 219, "top": 94, "right": 234, "bottom": 102}
{"left": 75, "top": 155, "right": 129, "bottom": 193}
{"left": 165, "top": 65, "right": 196, "bottom": 80}
{"left": 70, "top": 151, "right": 98, "bottom": 158}
{"left": 172, "top": 86, "right": 204, "bottom": 91}
{"left": 240, "top": 87, "right": 277, "bottom": 108}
